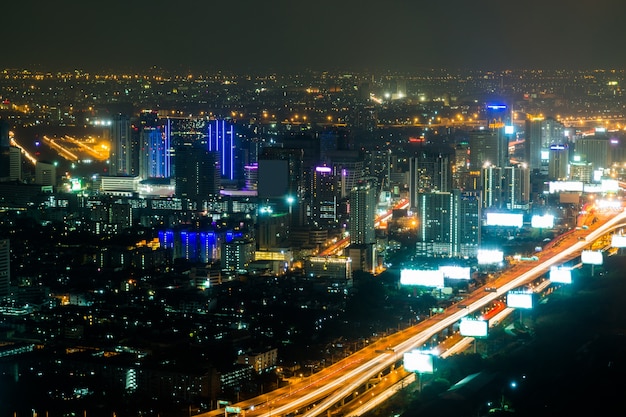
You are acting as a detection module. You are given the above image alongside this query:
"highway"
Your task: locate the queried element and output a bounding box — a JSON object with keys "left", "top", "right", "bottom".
{"left": 199, "top": 207, "right": 626, "bottom": 417}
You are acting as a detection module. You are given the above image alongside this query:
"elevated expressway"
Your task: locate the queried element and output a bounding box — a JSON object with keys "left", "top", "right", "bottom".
{"left": 199, "top": 208, "right": 626, "bottom": 417}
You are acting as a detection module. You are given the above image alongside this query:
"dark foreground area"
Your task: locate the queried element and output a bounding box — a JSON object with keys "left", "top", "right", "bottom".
{"left": 394, "top": 255, "right": 626, "bottom": 417}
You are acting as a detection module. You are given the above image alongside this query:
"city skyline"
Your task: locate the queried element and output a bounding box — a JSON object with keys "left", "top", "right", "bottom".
{"left": 4, "top": 0, "right": 626, "bottom": 73}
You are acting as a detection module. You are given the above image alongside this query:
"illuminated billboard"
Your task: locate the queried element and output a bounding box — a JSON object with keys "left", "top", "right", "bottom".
{"left": 400, "top": 269, "right": 444, "bottom": 287}
{"left": 439, "top": 266, "right": 471, "bottom": 280}
{"left": 506, "top": 291, "right": 533, "bottom": 309}
{"left": 612, "top": 234, "right": 626, "bottom": 248}
{"left": 581, "top": 250, "right": 603, "bottom": 265}
{"left": 531, "top": 214, "right": 555, "bottom": 229}
{"left": 459, "top": 318, "right": 488, "bottom": 337}
{"left": 403, "top": 350, "right": 435, "bottom": 374}
{"left": 477, "top": 249, "right": 504, "bottom": 265}
{"left": 548, "top": 181, "right": 584, "bottom": 193}
{"left": 549, "top": 266, "right": 572, "bottom": 284}
{"left": 485, "top": 212, "right": 524, "bottom": 228}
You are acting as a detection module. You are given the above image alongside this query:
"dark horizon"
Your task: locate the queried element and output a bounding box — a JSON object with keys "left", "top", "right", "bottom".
{"left": 5, "top": 0, "right": 626, "bottom": 74}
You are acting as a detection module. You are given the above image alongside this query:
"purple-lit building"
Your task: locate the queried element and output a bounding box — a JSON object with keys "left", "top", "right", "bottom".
{"left": 310, "top": 165, "right": 337, "bottom": 226}
{"left": 208, "top": 119, "right": 237, "bottom": 182}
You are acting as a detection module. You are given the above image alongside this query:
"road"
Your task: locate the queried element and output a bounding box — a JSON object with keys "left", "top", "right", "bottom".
{"left": 198, "top": 208, "right": 626, "bottom": 417}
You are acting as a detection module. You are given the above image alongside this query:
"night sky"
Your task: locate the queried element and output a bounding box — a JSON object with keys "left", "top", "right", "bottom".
{"left": 5, "top": 0, "right": 626, "bottom": 73}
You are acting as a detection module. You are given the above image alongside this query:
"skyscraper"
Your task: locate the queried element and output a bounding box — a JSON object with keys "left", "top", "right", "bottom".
{"left": 174, "top": 142, "right": 221, "bottom": 206}
{"left": 503, "top": 163, "right": 531, "bottom": 210}
{"left": 109, "top": 114, "right": 134, "bottom": 176}
{"left": 208, "top": 119, "right": 237, "bottom": 182}
{"left": 408, "top": 145, "right": 453, "bottom": 209}
{"left": 349, "top": 178, "right": 377, "bottom": 245}
{"left": 139, "top": 122, "right": 171, "bottom": 179}
{"left": 468, "top": 128, "right": 508, "bottom": 172}
{"left": 0, "top": 119, "right": 10, "bottom": 180}
{"left": 310, "top": 166, "right": 338, "bottom": 227}
{"left": 416, "top": 190, "right": 481, "bottom": 258}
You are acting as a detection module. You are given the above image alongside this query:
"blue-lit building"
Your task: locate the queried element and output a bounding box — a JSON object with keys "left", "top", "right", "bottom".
{"left": 208, "top": 119, "right": 237, "bottom": 182}
{"left": 139, "top": 119, "right": 172, "bottom": 180}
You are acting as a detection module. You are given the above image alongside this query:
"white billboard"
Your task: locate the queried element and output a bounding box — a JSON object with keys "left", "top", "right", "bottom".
{"left": 486, "top": 212, "right": 524, "bottom": 228}
{"left": 531, "top": 214, "right": 555, "bottom": 228}
{"left": 439, "top": 265, "right": 471, "bottom": 280}
{"left": 459, "top": 318, "right": 489, "bottom": 337}
{"left": 477, "top": 249, "right": 504, "bottom": 265}
{"left": 548, "top": 181, "right": 584, "bottom": 193}
{"left": 581, "top": 250, "right": 603, "bottom": 265}
{"left": 400, "top": 269, "right": 445, "bottom": 288}
{"left": 506, "top": 291, "right": 533, "bottom": 309}
{"left": 612, "top": 234, "right": 626, "bottom": 248}
{"left": 549, "top": 266, "right": 572, "bottom": 284}
{"left": 403, "top": 350, "right": 435, "bottom": 374}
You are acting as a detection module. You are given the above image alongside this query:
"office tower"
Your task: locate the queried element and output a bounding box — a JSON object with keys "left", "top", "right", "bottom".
{"left": 481, "top": 164, "right": 503, "bottom": 209}
{"left": 139, "top": 122, "right": 171, "bottom": 179}
{"left": 208, "top": 119, "right": 237, "bottom": 182}
{"left": 452, "top": 143, "right": 470, "bottom": 190}
{"left": 408, "top": 146, "right": 453, "bottom": 209}
{"left": 349, "top": 178, "right": 377, "bottom": 245}
{"left": 244, "top": 163, "right": 258, "bottom": 190}
{"left": 326, "top": 150, "right": 365, "bottom": 199}
{"left": 310, "top": 166, "right": 338, "bottom": 227}
{"left": 548, "top": 143, "right": 570, "bottom": 180}
{"left": 9, "top": 147, "right": 22, "bottom": 181}
{"left": 0, "top": 239, "right": 9, "bottom": 299}
{"left": 416, "top": 190, "right": 481, "bottom": 258}
{"left": 524, "top": 116, "right": 565, "bottom": 174}
{"left": 35, "top": 161, "right": 57, "bottom": 186}
{"left": 468, "top": 128, "right": 508, "bottom": 172}
{"left": 574, "top": 134, "right": 609, "bottom": 172}
{"left": 503, "top": 164, "right": 531, "bottom": 210}
{"left": 109, "top": 114, "right": 134, "bottom": 176}
{"left": 174, "top": 142, "right": 221, "bottom": 205}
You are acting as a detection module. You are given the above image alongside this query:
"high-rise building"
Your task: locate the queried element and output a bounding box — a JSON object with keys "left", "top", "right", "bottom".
{"left": 349, "top": 178, "right": 377, "bottom": 245}
{"left": 109, "top": 114, "right": 135, "bottom": 176}
{"left": 0, "top": 239, "right": 9, "bottom": 299}
{"left": 481, "top": 164, "right": 503, "bottom": 209}
{"left": 0, "top": 120, "right": 9, "bottom": 180}
{"left": 310, "top": 166, "right": 337, "bottom": 227}
{"left": 174, "top": 142, "right": 221, "bottom": 205}
{"left": 548, "top": 143, "right": 570, "bottom": 180}
{"left": 468, "top": 128, "right": 508, "bottom": 172}
{"left": 503, "top": 164, "right": 531, "bottom": 210}
{"left": 416, "top": 190, "right": 481, "bottom": 258}
{"left": 524, "top": 116, "right": 565, "bottom": 174}
{"left": 9, "top": 146, "right": 22, "bottom": 182}
{"left": 139, "top": 123, "right": 171, "bottom": 179}
{"left": 574, "top": 134, "right": 609, "bottom": 172}
{"left": 409, "top": 146, "right": 453, "bottom": 209}
{"left": 208, "top": 119, "right": 237, "bottom": 182}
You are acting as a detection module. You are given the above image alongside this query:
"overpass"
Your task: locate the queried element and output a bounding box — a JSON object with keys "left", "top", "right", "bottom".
{"left": 198, "top": 208, "right": 626, "bottom": 417}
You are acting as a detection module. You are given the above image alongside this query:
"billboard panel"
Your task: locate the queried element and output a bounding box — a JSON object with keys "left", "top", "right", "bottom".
{"left": 486, "top": 212, "right": 524, "bottom": 228}
{"left": 581, "top": 250, "right": 603, "bottom": 265}
{"left": 506, "top": 291, "right": 533, "bottom": 309}
{"left": 549, "top": 266, "right": 572, "bottom": 284}
{"left": 612, "top": 234, "right": 626, "bottom": 248}
{"left": 400, "top": 269, "right": 445, "bottom": 287}
{"left": 403, "top": 350, "right": 434, "bottom": 374}
{"left": 477, "top": 249, "right": 504, "bottom": 265}
{"left": 459, "top": 318, "right": 489, "bottom": 337}
{"left": 531, "top": 214, "right": 555, "bottom": 229}
{"left": 439, "top": 265, "right": 471, "bottom": 280}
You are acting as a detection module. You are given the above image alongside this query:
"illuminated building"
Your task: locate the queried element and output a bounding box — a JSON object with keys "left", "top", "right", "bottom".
{"left": 304, "top": 256, "right": 352, "bottom": 284}
{"left": 310, "top": 165, "right": 337, "bottom": 226}
{"left": 574, "top": 134, "right": 609, "bottom": 172}
{"left": 35, "top": 161, "right": 56, "bottom": 186}
{"left": 349, "top": 178, "right": 377, "bottom": 245}
{"left": 524, "top": 116, "right": 564, "bottom": 174}
{"left": 416, "top": 190, "right": 481, "bottom": 258}
{"left": 109, "top": 114, "right": 136, "bottom": 176}
{"left": 468, "top": 128, "right": 508, "bottom": 172}
{"left": 158, "top": 229, "right": 221, "bottom": 263}
{"left": 221, "top": 238, "right": 255, "bottom": 274}
{"left": 139, "top": 121, "right": 171, "bottom": 179}
{"left": 409, "top": 146, "right": 453, "bottom": 209}
{"left": 0, "top": 239, "right": 9, "bottom": 299}
{"left": 481, "top": 164, "right": 503, "bottom": 209}
{"left": 503, "top": 164, "right": 531, "bottom": 210}
{"left": 548, "top": 143, "right": 570, "bottom": 180}
{"left": 208, "top": 119, "right": 237, "bottom": 182}
{"left": 0, "top": 120, "right": 10, "bottom": 180}
{"left": 8, "top": 146, "right": 22, "bottom": 182}
{"left": 174, "top": 142, "right": 221, "bottom": 205}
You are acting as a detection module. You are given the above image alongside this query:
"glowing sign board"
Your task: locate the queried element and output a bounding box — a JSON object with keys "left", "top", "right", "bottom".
{"left": 506, "top": 291, "right": 533, "bottom": 309}
{"left": 400, "top": 269, "right": 444, "bottom": 287}
{"left": 438, "top": 266, "right": 471, "bottom": 280}
{"left": 612, "top": 234, "right": 626, "bottom": 248}
{"left": 403, "top": 350, "right": 435, "bottom": 374}
{"left": 486, "top": 212, "right": 524, "bottom": 228}
{"left": 459, "top": 318, "right": 488, "bottom": 337}
{"left": 549, "top": 266, "right": 572, "bottom": 284}
{"left": 477, "top": 249, "right": 504, "bottom": 265}
{"left": 581, "top": 250, "right": 603, "bottom": 265}
{"left": 531, "top": 214, "right": 555, "bottom": 228}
